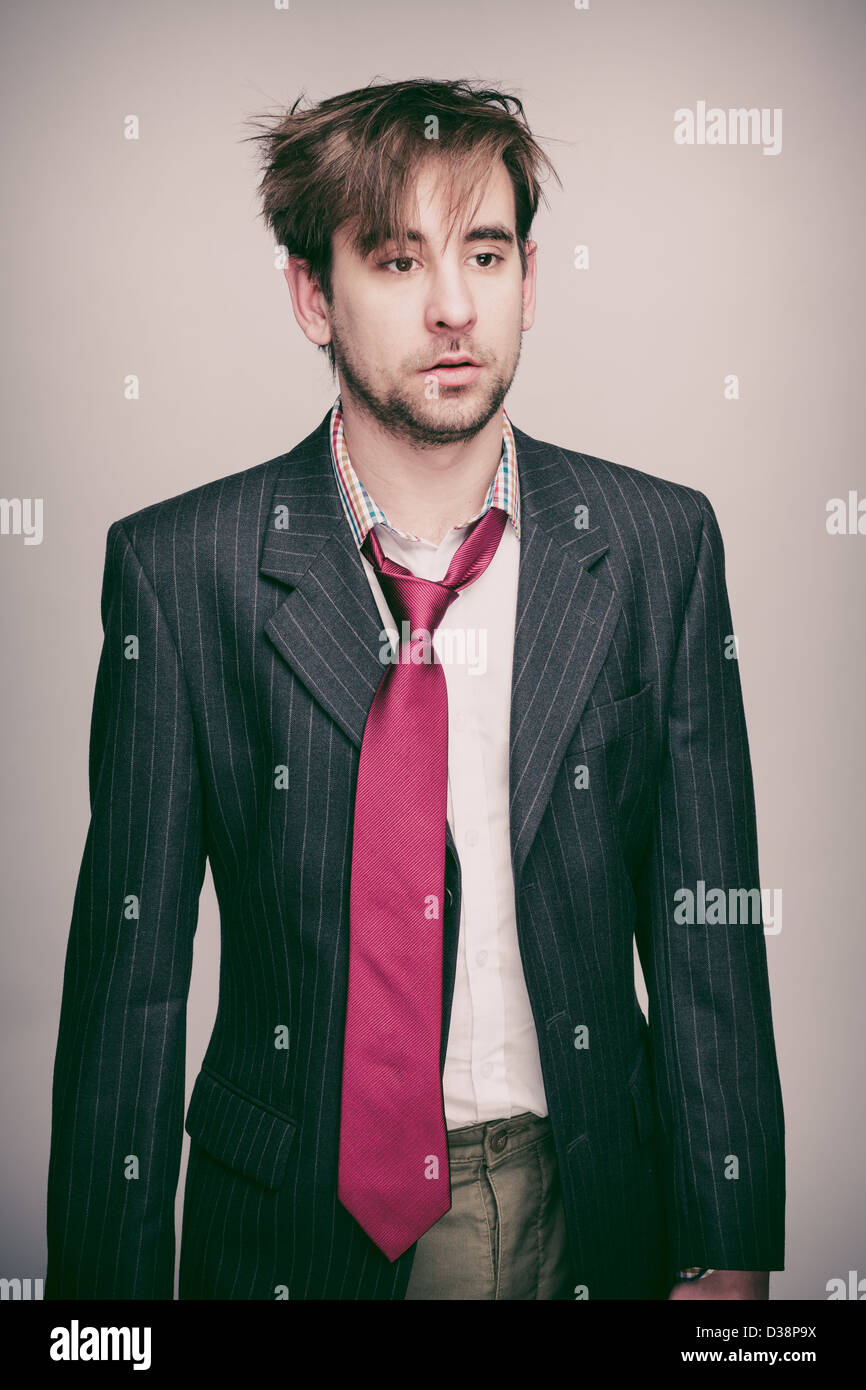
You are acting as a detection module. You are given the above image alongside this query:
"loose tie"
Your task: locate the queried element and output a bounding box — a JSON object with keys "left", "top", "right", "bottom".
{"left": 338, "top": 503, "right": 508, "bottom": 1260}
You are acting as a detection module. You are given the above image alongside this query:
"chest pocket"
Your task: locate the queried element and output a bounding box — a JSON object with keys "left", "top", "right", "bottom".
{"left": 564, "top": 683, "right": 655, "bottom": 863}
{"left": 569, "top": 682, "right": 653, "bottom": 755}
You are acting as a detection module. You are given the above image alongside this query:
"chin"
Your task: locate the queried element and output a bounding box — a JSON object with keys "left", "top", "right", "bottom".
{"left": 413, "top": 393, "right": 496, "bottom": 435}
{"left": 417, "top": 377, "right": 499, "bottom": 410}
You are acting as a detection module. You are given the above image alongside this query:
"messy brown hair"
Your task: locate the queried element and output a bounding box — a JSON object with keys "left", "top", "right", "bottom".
{"left": 244, "top": 78, "right": 560, "bottom": 374}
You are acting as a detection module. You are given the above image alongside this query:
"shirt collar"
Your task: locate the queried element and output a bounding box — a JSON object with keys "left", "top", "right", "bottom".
{"left": 328, "top": 394, "right": 521, "bottom": 547}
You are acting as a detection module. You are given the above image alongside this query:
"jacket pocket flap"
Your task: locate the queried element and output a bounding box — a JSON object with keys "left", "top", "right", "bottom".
{"left": 570, "top": 682, "right": 653, "bottom": 754}
{"left": 185, "top": 1067, "right": 298, "bottom": 1189}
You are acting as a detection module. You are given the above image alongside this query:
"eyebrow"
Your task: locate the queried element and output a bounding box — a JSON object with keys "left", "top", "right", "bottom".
{"left": 463, "top": 224, "right": 515, "bottom": 246}
{"left": 379, "top": 223, "right": 516, "bottom": 250}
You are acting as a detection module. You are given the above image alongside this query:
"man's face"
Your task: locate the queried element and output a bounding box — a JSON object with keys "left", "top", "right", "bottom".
{"left": 322, "top": 157, "right": 536, "bottom": 446}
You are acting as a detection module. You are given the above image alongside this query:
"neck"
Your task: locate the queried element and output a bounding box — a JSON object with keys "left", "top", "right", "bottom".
{"left": 338, "top": 391, "right": 505, "bottom": 547}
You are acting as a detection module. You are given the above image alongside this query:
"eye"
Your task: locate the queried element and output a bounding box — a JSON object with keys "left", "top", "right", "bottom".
{"left": 471, "top": 252, "right": 503, "bottom": 268}
{"left": 380, "top": 256, "right": 418, "bottom": 273}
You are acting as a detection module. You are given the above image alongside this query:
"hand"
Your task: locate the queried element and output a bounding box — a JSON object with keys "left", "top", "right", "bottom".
{"left": 668, "top": 1270, "right": 770, "bottom": 1300}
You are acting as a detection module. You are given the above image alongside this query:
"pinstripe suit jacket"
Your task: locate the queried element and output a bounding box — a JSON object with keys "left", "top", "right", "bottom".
{"left": 46, "top": 407, "right": 785, "bottom": 1300}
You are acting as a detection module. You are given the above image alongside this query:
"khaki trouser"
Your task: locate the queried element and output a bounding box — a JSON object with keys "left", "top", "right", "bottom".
{"left": 404, "top": 1110, "right": 576, "bottom": 1300}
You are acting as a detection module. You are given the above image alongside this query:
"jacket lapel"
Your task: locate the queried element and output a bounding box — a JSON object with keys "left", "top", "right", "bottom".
{"left": 260, "top": 411, "right": 385, "bottom": 748}
{"left": 507, "top": 424, "right": 621, "bottom": 885}
{"left": 259, "top": 409, "right": 621, "bottom": 888}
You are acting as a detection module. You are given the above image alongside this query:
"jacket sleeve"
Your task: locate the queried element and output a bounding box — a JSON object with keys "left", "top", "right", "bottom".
{"left": 634, "top": 491, "right": 786, "bottom": 1273}
{"left": 46, "top": 519, "right": 207, "bottom": 1298}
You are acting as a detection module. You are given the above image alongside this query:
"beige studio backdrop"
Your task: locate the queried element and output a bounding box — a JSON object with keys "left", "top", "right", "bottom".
{"left": 1, "top": 0, "right": 864, "bottom": 1301}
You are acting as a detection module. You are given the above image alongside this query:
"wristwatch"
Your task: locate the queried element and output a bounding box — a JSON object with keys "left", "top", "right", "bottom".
{"left": 677, "top": 1266, "right": 715, "bottom": 1281}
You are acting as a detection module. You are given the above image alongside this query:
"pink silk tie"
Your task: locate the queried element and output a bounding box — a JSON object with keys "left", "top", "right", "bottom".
{"left": 338, "top": 503, "right": 508, "bottom": 1261}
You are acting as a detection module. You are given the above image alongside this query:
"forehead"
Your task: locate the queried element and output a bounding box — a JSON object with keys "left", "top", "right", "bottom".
{"left": 333, "top": 154, "right": 517, "bottom": 259}
{"left": 413, "top": 156, "right": 516, "bottom": 226}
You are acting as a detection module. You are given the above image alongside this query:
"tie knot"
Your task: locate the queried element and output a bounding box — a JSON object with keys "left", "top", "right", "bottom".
{"left": 361, "top": 506, "right": 508, "bottom": 635}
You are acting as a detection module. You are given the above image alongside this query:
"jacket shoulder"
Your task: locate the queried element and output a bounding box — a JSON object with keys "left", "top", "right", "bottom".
{"left": 105, "top": 409, "right": 332, "bottom": 562}
{"left": 512, "top": 424, "right": 713, "bottom": 554}
{"left": 106, "top": 454, "right": 287, "bottom": 554}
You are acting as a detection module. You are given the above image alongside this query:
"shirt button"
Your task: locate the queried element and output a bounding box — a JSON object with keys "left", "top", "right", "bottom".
{"left": 476, "top": 950, "right": 488, "bottom": 966}
{"left": 465, "top": 828, "right": 478, "bottom": 847}
{"left": 480, "top": 1062, "right": 493, "bottom": 1078}
{"left": 453, "top": 712, "right": 467, "bottom": 733}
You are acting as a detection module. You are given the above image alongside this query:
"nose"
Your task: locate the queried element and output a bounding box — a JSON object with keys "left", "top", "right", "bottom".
{"left": 422, "top": 260, "right": 477, "bottom": 339}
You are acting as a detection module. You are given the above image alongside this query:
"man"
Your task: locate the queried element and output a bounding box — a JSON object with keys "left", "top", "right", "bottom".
{"left": 46, "top": 78, "right": 785, "bottom": 1301}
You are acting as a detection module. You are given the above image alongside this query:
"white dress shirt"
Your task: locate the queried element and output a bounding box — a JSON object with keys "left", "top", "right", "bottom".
{"left": 329, "top": 403, "right": 548, "bottom": 1128}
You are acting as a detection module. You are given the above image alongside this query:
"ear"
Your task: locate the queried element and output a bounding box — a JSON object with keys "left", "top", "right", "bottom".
{"left": 283, "top": 258, "right": 333, "bottom": 348}
{"left": 521, "top": 239, "right": 537, "bottom": 332}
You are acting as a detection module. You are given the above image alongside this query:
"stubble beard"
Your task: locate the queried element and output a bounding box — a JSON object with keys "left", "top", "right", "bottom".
{"left": 328, "top": 315, "right": 524, "bottom": 448}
